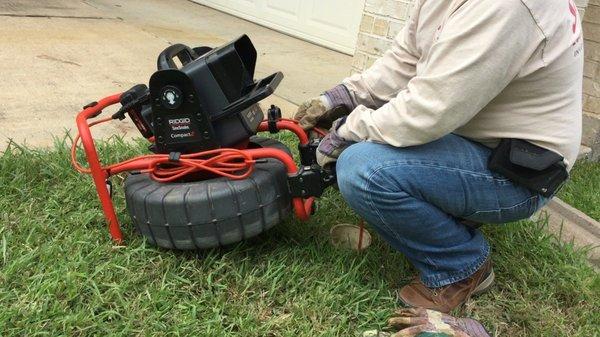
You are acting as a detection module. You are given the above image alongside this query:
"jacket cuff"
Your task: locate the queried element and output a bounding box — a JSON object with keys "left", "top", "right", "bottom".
{"left": 336, "top": 120, "right": 361, "bottom": 143}
{"left": 324, "top": 85, "right": 356, "bottom": 112}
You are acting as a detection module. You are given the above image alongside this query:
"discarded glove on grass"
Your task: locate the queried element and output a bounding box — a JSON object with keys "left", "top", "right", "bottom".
{"left": 362, "top": 308, "right": 490, "bottom": 337}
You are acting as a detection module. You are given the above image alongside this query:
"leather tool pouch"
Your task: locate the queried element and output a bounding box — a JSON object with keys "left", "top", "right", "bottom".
{"left": 488, "top": 139, "right": 569, "bottom": 197}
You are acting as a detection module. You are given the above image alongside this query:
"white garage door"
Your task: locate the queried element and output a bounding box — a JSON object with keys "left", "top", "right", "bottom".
{"left": 192, "top": 0, "right": 365, "bottom": 54}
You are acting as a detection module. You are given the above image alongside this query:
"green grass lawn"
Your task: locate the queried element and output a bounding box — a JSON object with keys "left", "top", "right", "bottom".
{"left": 559, "top": 160, "right": 600, "bottom": 221}
{"left": 0, "top": 135, "right": 598, "bottom": 336}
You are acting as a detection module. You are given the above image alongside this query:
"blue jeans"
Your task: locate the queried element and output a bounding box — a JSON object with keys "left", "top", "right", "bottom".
{"left": 336, "top": 134, "right": 547, "bottom": 288}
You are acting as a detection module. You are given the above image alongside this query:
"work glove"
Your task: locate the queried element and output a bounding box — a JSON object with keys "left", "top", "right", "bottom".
{"left": 294, "top": 96, "right": 333, "bottom": 130}
{"left": 294, "top": 85, "right": 353, "bottom": 130}
{"left": 316, "top": 117, "right": 354, "bottom": 168}
{"left": 363, "top": 308, "right": 491, "bottom": 337}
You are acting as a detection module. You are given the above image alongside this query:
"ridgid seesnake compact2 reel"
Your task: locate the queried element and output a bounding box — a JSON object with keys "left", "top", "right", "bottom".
{"left": 72, "top": 35, "right": 337, "bottom": 250}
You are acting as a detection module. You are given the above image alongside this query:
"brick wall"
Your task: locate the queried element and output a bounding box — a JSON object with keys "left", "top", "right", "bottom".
{"left": 352, "top": 0, "right": 415, "bottom": 74}
{"left": 352, "top": 0, "right": 600, "bottom": 158}
{"left": 582, "top": 0, "right": 600, "bottom": 156}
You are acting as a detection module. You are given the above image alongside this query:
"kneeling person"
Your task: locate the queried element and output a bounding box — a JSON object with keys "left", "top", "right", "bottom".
{"left": 296, "top": 0, "right": 583, "bottom": 313}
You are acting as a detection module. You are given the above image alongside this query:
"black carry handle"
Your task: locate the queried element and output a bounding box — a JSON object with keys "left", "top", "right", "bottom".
{"left": 193, "top": 46, "right": 213, "bottom": 57}
{"left": 157, "top": 44, "right": 199, "bottom": 70}
{"left": 213, "top": 72, "right": 284, "bottom": 121}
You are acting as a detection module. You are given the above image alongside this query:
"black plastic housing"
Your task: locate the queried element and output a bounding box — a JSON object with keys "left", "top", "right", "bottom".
{"left": 149, "top": 35, "right": 283, "bottom": 154}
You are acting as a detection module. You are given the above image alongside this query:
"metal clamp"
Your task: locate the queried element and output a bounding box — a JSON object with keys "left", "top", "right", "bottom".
{"left": 268, "top": 105, "right": 282, "bottom": 134}
{"left": 298, "top": 138, "right": 321, "bottom": 166}
{"left": 288, "top": 165, "right": 336, "bottom": 198}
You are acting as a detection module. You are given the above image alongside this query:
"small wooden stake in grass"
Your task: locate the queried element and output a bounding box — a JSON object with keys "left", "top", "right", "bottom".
{"left": 358, "top": 220, "right": 365, "bottom": 252}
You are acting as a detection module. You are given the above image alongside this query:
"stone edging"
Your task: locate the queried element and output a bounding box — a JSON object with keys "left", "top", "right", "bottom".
{"left": 536, "top": 198, "right": 600, "bottom": 268}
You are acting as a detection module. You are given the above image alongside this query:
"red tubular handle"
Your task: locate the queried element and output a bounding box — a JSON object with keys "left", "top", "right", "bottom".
{"left": 258, "top": 120, "right": 310, "bottom": 145}
{"left": 75, "top": 94, "right": 124, "bottom": 243}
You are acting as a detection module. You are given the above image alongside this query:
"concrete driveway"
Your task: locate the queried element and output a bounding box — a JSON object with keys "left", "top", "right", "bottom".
{"left": 0, "top": 0, "right": 352, "bottom": 148}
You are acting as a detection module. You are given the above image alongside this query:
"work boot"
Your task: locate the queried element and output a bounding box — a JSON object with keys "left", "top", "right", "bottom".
{"left": 397, "top": 259, "right": 494, "bottom": 313}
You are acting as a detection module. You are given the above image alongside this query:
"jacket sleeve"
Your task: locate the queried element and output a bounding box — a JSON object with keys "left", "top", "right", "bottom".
{"left": 338, "top": 0, "right": 544, "bottom": 147}
{"left": 341, "top": 1, "right": 421, "bottom": 110}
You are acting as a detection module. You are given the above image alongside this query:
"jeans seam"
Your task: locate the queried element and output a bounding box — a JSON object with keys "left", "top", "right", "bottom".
{"left": 370, "top": 161, "right": 511, "bottom": 183}
{"left": 363, "top": 167, "right": 415, "bottom": 253}
{"left": 362, "top": 166, "right": 452, "bottom": 271}
{"left": 464, "top": 195, "right": 539, "bottom": 219}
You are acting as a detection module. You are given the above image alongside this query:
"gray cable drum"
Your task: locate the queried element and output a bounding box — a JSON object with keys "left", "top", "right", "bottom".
{"left": 124, "top": 137, "right": 292, "bottom": 250}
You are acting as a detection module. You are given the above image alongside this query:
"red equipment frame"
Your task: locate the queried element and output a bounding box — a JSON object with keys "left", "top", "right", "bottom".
{"left": 74, "top": 93, "right": 318, "bottom": 244}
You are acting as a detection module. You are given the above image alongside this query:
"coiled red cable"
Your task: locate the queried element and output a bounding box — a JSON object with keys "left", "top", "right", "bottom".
{"left": 72, "top": 118, "right": 255, "bottom": 183}
{"left": 71, "top": 117, "right": 325, "bottom": 184}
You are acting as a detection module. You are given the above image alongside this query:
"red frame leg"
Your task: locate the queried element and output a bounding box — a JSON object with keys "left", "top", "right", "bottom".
{"left": 75, "top": 94, "right": 124, "bottom": 243}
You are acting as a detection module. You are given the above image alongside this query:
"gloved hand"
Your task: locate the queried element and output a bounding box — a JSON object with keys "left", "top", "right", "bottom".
{"left": 295, "top": 85, "right": 355, "bottom": 130}
{"left": 363, "top": 308, "right": 491, "bottom": 337}
{"left": 294, "top": 96, "right": 333, "bottom": 130}
{"left": 316, "top": 117, "right": 354, "bottom": 168}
